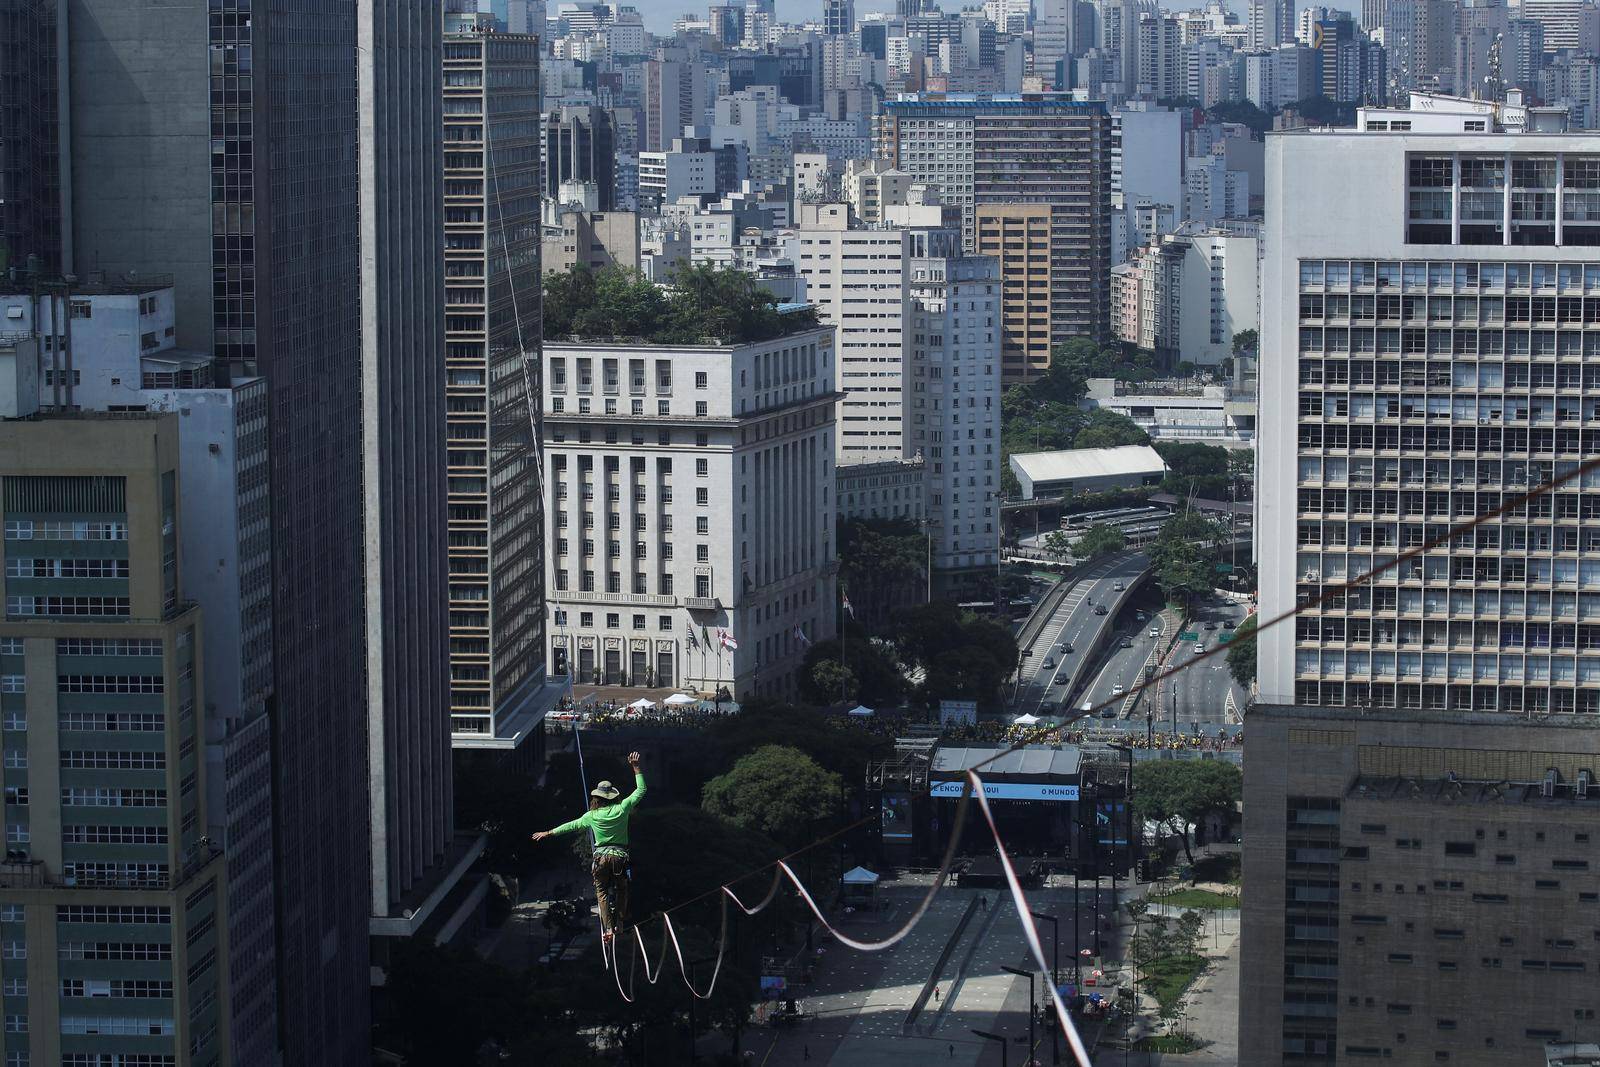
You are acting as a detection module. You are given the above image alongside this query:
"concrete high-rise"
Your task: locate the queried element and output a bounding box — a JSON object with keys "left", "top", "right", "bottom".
{"left": 884, "top": 95, "right": 1113, "bottom": 380}
{"left": 0, "top": 413, "right": 231, "bottom": 1067}
{"left": 1245, "top": 101, "right": 1600, "bottom": 1066}
{"left": 0, "top": 0, "right": 67, "bottom": 275}
{"left": 1250, "top": 0, "right": 1295, "bottom": 49}
{"left": 824, "top": 0, "right": 854, "bottom": 35}
{"left": 545, "top": 105, "right": 616, "bottom": 210}
{"left": 66, "top": 2, "right": 460, "bottom": 1061}
{"left": 442, "top": 23, "right": 555, "bottom": 756}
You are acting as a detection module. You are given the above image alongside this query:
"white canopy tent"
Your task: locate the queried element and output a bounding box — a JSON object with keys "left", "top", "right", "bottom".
{"left": 663, "top": 693, "right": 697, "bottom": 706}
{"left": 627, "top": 698, "right": 656, "bottom": 711}
{"left": 840, "top": 865, "right": 881, "bottom": 908}
{"left": 1013, "top": 713, "right": 1041, "bottom": 726}
{"left": 841, "top": 866, "right": 880, "bottom": 885}
{"left": 848, "top": 704, "right": 875, "bottom": 717}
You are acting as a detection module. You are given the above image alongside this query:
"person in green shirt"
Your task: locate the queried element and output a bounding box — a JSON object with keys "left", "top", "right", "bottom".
{"left": 533, "top": 750, "right": 645, "bottom": 942}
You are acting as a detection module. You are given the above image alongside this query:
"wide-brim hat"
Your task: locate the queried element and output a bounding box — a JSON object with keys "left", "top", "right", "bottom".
{"left": 591, "top": 781, "right": 621, "bottom": 801}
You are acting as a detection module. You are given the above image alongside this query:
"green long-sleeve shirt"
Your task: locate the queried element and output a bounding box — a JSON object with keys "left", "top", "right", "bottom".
{"left": 549, "top": 772, "right": 646, "bottom": 847}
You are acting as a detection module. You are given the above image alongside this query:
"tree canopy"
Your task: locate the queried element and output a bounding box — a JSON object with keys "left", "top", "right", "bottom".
{"left": 1132, "top": 759, "right": 1242, "bottom": 866}
{"left": 1225, "top": 614, "right": 1258, "bottom": 689}
{"left": 1075, "top": 523, "right": 1127, "bottom": 560}
{"left": 543, "top": 263, "right": 820, "bottom": 344}
{"left": 1155, "top": 441, "right": 1233, "bottom": 500}
{"left": 893, "top": 600, "right": 1018, "bottom": 709}
{"left": 701, "top": 745, "right": 844, "bottom": 851}
{"left": 1150, "top": 512, "right": 1228, "bottom": 608}
{"left": 837, "top": 518, "right": 928, "bottom": 627}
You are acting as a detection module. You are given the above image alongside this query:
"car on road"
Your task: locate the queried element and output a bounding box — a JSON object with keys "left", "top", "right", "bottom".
{"left": 1094, "top": 604, "right": 1108, "bottom": 616}
{"left": 1194, "top": 643, "right": 1206, "bottom": 654}
{"left": 1099, "top": 705, "right": 1118, "bottom": 718}
{"left": 1205, "top": 620, "right": 1219, "bottom": 630}
{"left": 1112, "top": 580, "right": 1125, "bottom": 591}
{"left": 1149, "top": 627, "right": 1160, "bottom": 638}
{"left": 1041, "top": 656, "right": 1055, "bottom": 669}
{"left": 1056, "top": 673, "right": 1070, "bottom": 685}
{"left": 1120, "top": 637, "right": 1134, "bottom": 649}
{"left": 1062, "top": 642, "right": 1074, "bottom": 654}
{"left": 1112, "top": 683, "right": 1125, "bottom": 696}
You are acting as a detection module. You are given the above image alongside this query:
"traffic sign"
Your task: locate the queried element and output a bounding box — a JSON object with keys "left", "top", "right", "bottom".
{"left": 1178, "top": 630, "right": 1198, "bottom": 641}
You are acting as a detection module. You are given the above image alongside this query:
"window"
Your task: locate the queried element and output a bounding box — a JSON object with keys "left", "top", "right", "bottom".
{"left": 695, "top": 401, "right": 708, "bottom": 417}
{"left": 632, "top": 615, "right": 646, "bottom": 631}
{"left": 696, "top": 458, "right": 708, "bottom": 477}
{"left": 605, "top": 613, "right": 619, "bottom": 629}
{"left": 696, "top": 488, "right": 709, "bottom": 505}
{"left": 659, "top": 615, "right": 672, "bottom": 631}
{"left": 695, "top": 372, "right": 708, "bottom": 388}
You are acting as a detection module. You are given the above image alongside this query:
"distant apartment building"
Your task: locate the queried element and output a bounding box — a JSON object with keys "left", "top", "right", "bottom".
{"left": 789, "top": 204, "right": 912, "bottom": 464}
{"left": 542, "top": 198, "right": 641, "bottom": 274}
{"left": 1245, "top": 106, "right": 1600, "bottom": 1066}
{"left": 906, "top": 240, "right": 1003, "bottom": 585}
{"left": 843, "top": 158, "right": 915, "bottom": 225}
{"left": 443, "top": 25, "right": 555, "bottom": 754}
{"left": 544, "top": 105, "right": 616, "bottom": 210}
{"left": 976, "top": 204, "right": 1054, "bottom": 384}
{"left": 0, "top": 413, "right": 230, "bottom": 1067}
{"left": 884, "top": 94, "right": 1113, "bottom": 355}
{"left": 541, "top": 325, "right": 839, "bottom": 701}
{"left": 837, "top": 459, "right": 926, "bottom": 522}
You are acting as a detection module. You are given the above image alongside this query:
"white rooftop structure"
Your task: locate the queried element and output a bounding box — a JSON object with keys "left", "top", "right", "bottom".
{"left": 1009, "top": 444, "right": 1168, "bottom": 500}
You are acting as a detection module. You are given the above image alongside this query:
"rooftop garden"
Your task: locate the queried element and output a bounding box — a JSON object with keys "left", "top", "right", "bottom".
{"left": 542, "top": 264, "right": 821, "bottom": 346}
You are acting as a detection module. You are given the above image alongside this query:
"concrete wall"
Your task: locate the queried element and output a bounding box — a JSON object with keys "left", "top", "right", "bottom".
{"left": 68, "top": 1, "right": 212, "bottom": 353}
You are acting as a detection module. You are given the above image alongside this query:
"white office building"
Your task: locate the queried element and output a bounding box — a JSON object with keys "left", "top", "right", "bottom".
{"left": 907, "top": 240, "right": 1003, "bottom": 584}
{"left": 1259, "top": 115, "right": 1600, "bottom": 714}
{"left": 788, "top": 204, "right": 913, "bottom": 464}
{"left": 542, "top": 326, "right": 840, "bottom": 701}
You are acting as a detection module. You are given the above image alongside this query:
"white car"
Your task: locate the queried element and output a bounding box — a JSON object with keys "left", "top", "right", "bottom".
{"left": 1111, "top": 683, "right": 1125, "bottom": 696}
{"left": 1195, "top": 643, "right": 1206, "bottom": 655}
{"left": 1149, "top": 627, "right": 1160, "bottom": 638}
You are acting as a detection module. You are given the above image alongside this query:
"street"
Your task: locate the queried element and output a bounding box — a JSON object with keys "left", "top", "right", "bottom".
{"left": 1154, "top": 597, "right": 1250, "bottom": 728}
{"left": 1015, "top": 552, "right": 1150, "bottom": 718}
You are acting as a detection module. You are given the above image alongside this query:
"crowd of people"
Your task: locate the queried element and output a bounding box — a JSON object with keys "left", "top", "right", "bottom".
{"left": 542, "top": 695, "right": 1244, "bottom": 750}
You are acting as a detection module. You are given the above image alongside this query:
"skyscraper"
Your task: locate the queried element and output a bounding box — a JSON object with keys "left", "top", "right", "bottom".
{"left": 545, "top": 105, "right": 616, "bottom": 209}
{"left": 1244, "top": 99, "right": 1600, "bottom": 1066}
{"left": 0, "top": 0, "right": 66, "bottom": 275}
{"left": 1250, "top": 0, "right": 1295, "bottom": 49}
{"left": 824, "top": 0, "right": 854, "bottom": 35}
{"left": 884, "top": 95, "right": 1113, "bottom": 383}
{"left": 67, "top": 2, "right": 459, "bottom": 1061}
{"left": 443, "top": 20, "right": 553, "bottom": 756}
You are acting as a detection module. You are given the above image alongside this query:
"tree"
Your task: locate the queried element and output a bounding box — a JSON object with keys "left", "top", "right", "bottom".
{"left": 1155, "top": 441, "right": 1231, "bottom": 499}
{"left": 1150, "top": 512, "right": 1227, "bottom": 608}
{"left": 1075, "top": 524, "right": 1127, "bottom": 560}
{"left": 798, "top": 633, "right": 904, "bottom": 707}
{"left": 380, "top": 941, "right": 528, "bottom": 1065}
{"left": 664, "top": 261, "right": 821, "bottom": 343}
{"left": 837, "top": 518, "right": 928, "bottom": 626}
{"left": 895, "top": 600, "right": 1018, "bottom": 709}
{"left": 701, "top": 745, "right": 844, "bottom": 851}
{"left": 708, "top": 702, "right": 890, "bottom": 782}
{"left": 1043, "top": 530, "right": 1074, "bottom": 558}
{"left": 1073, "top": 408, "right": 1149, "bottom": 450}
{"left": 1207, "top": 100, "right": 1270, "bottom": 134}
{"left": 1131, "top": 760, "right": 1243, "bottom": 868}
{"left": 809, "top": 659, "right": 858, "bottom": 703}
{"left": 1225, "top": 614, "right": 1258, "bottom": 689}
{"left": 1231, "top": 328, "right": 1258, "bottom": 355}
{"left": 542, "top": 264, "right": 818, "bottom": 345}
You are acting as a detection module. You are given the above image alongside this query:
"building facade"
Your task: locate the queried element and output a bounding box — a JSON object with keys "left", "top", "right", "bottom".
{"left": 544, "top": 105, "right": 615, "bottom": 210}
{"left": 1247, "top": 113, "right": 1600, "bottom": 1065}
{"left": 0, "top": 414, "right": 230, "bottom": 1067}
{"left": 442, "top": 26, "right": 552, "bottom": 753}
{"left": 542, "top": 328, "right": 840, "bottom": 701}
{"left": 976, "top": 204, "right": 1055, "bottom": 384}
{"left": 884, "top": 95, "right": 1113, "bottom": 350}
{"left": 1242, "top": 706, "right": 1600, "bottom": 1066}
{"left": 0, "top": 0, "right": 66, "bottom": 276}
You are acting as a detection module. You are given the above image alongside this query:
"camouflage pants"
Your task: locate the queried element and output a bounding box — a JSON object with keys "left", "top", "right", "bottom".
{"left": 592, "top": 848, "right": 631, "bottom": 934}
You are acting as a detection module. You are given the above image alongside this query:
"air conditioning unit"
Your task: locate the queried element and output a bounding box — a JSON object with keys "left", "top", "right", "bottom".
{"left": 1542, "top": 768, "right": 1559, "bottom": 798}
{"left": 1578, "top": 770, "right": 1591, "bottom": 799}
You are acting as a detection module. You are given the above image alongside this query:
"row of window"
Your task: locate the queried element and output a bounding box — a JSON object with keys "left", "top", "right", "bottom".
{"left": 63, "top": 825, "right": 169, "bottom": 846}
{"left": 58, "top": 675, "right": 164, "bottom": 693}
{"left": 61, "top": 978, "right": 173, "bottom": 999}
{"left": 5, "top": 596, "right": 129, "bottom": 618}
{"left": 1301, "top": 259, "right": 1600, "bottom": 292}
{"left": 3, "top": 520, "right": 127, "bottom": 542}
{"left": 4, "top": 558, "right": 128, "bottom": 580}
{"left": 60, "top": 751, "right": 164, "bottom": 770}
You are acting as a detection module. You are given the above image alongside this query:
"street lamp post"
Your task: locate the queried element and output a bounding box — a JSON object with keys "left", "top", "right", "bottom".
{"left": 1002, "top": 966, "right": 1035, "bottom": 1067}
{"left": 972, "top": 1028, "right": 1008, "bottom": 1067}
{"left": 1029, "top": 911, "right": 1060, "bottom": 1066}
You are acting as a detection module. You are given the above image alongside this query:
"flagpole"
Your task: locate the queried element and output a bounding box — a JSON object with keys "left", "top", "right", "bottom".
{"left": 839, "top": 584, "right": 847, "bottom": 705}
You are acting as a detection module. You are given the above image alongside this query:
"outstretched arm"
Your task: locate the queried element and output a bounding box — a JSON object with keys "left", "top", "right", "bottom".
{"left": 617, "top": 751, "right": 646, "bottom": 813}
{"left": 531, "top": 810, "right": 591, "bottom": 843}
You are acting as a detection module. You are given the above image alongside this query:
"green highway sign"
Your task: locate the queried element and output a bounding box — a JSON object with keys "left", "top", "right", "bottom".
{"left": 1179, "top": 631, "right": 1199, "bottom": 641}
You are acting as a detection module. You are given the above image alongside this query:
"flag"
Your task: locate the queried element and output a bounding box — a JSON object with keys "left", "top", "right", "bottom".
{"left": 793, "top": 625, "right": 810, "bottom": 647}
{"left": 717, "top": 627, "right": 739, "bottom": 652}
{"left": 701, "top": 625, "right": 712, "bottom": 650}
{"left": 842, "top": 593, "right": 854, "bottom": 618}
{"left": 685, "top": 619, "right": 699, "bottom": 650}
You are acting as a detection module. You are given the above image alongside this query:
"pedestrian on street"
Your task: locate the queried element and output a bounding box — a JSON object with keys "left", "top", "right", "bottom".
{"left": 933, "top": 984, "right": 941, "bottom": 1003}
{"left": 948, "top": 1043, "right": 955, "bottom": 1058}
{"left": 803, "top": 1045, "right": 811, "bottom": 1061}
